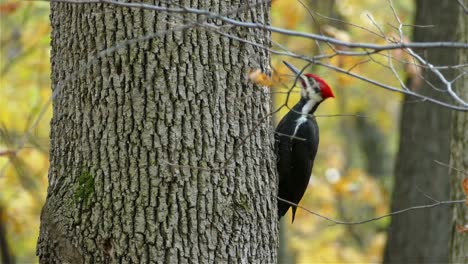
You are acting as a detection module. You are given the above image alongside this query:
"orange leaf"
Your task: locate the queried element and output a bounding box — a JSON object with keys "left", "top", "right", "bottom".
{"left": 0, "top": 2, "right": 21, "bottom": 15}
{"left": 462, "top": 177, "right": 468, "bottom": 195}
{"left": 248, "top": 69, "right": 274, "bottom": 88}
{"left": 456, "top": 224, "right": 468, "bottom": 233}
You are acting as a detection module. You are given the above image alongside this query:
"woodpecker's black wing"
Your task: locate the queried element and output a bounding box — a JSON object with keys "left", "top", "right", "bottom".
{"left": 276, "top": 114, "right": 319, "bottom": 222}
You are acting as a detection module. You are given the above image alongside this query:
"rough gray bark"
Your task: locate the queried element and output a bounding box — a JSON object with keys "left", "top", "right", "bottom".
{"left": 449, "top": 4, "right": 468, "bottom": 263}
{"left": 37, "top": 1, "right": 278, "bottom": 263}
{"left": 383, "top": 1, "right": 458, "bottom": 263}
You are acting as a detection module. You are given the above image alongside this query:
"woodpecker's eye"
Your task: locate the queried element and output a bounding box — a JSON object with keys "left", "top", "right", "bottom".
{"left": 309, "top": 77, "right": 320, "bottom": 93}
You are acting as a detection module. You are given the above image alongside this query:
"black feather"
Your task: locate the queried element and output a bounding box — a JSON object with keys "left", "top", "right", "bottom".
{"left": 276, "top": 99, "right": 319, "bottom": 223}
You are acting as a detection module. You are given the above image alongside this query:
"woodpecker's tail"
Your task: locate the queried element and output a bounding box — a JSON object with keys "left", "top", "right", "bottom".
{"left": 291, "top": 206, "right": 297, "bottom": 223}
{"left": 278, "top": 199, "right": 290, "bottom": 220}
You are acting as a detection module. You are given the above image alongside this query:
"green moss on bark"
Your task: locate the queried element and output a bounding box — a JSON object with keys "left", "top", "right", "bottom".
{"left": 74, "top": 170, "right": 94, "bottom": 206}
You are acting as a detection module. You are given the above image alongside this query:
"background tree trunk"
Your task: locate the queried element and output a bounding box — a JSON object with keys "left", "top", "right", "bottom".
{"left": 449, "top": 4, "right": 468, "bottom": 262}
{"left": 37, "top": 1, "right": 278, "bottom": 263}
{"left": 0, "top": 205, "right": 15, "bottom": 264}
{"left": 383, "top": 1, "right": 458, "bottom": 263}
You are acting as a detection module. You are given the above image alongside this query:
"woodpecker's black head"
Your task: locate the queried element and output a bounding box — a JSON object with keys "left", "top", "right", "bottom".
{"left": 283, "top": 61, "right": 335, "bottom": 103}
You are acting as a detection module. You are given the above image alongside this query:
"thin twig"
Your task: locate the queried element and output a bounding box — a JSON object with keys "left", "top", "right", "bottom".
{"left": 434, "top": 160, "right": 468, "bottom": 174}
{"left": 46, "top": 0, "right": 468, "bottom": 50}
{"left": 456, "top": 0, "right": 468, "bottom": 14}
{"left": 277, "top": 196, "right": 465, "bottom": 226}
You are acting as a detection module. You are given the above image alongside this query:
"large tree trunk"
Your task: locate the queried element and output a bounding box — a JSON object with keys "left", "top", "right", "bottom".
{"left": 449, "top": 4, "right": 468, "bottom": 262}
{"left": 383, "top": 1, "right": 458, "bottom": 263}
{"left": 37, "top": 1, "right": 278, "bottom": 263}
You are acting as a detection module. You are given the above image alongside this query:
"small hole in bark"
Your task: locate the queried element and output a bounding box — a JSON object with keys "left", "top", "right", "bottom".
{"left": 103, "top": 238, "right": 113, "bottom": 256}
{"left": 115, "top": 63, "right": 122, "bottom": 75}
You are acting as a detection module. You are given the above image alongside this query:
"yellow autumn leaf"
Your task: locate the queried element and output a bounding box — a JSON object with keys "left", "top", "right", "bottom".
{"left": 248, "top": 69, "right": 274, "bottom": 87}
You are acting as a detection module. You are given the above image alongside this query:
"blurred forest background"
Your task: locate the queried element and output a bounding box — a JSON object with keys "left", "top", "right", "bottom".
{"left": 1, "top": 0, "right": 457, "bottom": 263}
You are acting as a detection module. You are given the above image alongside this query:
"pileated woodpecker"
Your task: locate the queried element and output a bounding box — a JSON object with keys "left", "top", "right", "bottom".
{"left": 276, "top": 61, "right": 334, "bottom": 222}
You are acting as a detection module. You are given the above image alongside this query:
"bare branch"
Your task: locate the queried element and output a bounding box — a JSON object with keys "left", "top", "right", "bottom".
{"left": 209, "top": 25, "right": 468, "bottom": 110}
{"left": 160, "top": 160, "right": 234, "bottom": 172}
{"left": 48, "top": 0, "right": 468, "bottom": 50}
{"left": 456, "top": 0, "right": 468, "bottom": 14}
{"left": 277, "top": 196, "right": 465, "bottom": 226}
{"left": 415, "top": 185, "right": 440, "bottom": 203}
{"left": 29, "top": 0, "right": 466, "bottom": 111}
{"left": 434, "top": 160, "right": 468, "bottom": 174}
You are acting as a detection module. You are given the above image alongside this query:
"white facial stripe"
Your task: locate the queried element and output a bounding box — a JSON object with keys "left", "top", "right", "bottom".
{"left": 292, "top": 116, "right": 307, "bottom": 139}
{"left": 301, "top": 76, "right": 321, "bottom": 100}
{"left": 301, "top": 100, "right": 314, "bottom": 115}
{"left": 300, "top": 76, "right": 310, "bottom": 98}
{"left": 301, "top": 94, "right": 322, "bottom": 114}
{"left": 292, "top": 80, "right": 322, "bottom": 140}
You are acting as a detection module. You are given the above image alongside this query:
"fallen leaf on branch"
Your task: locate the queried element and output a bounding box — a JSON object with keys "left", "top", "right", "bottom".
{"left": 456, "top": 224, "right": 468, "bottom": 234}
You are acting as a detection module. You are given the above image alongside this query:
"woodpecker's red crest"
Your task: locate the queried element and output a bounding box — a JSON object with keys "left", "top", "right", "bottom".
{"left": 304, "top": 73, "right": 335, "bottom": 99}
{"left": 283, "top": 61, "right": 334, "bottom": 102}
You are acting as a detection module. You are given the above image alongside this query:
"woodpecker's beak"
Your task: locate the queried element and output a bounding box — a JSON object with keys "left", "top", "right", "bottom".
{"left": 283, "top": 61, "right": 307, "bottom": 87}
{"left": 283, "top": 61, "right": 301, "bottom": 76}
